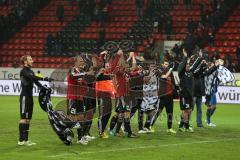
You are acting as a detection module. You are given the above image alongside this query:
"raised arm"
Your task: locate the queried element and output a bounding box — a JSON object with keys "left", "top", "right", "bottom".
{"left": 69, "top": 68, "right": 87, "bottom": 79}
{"left": 178, "top": 56, "right": 187, "bottom": 78}
{"left": 22, "top": 69, "right": 43, "bottom": 81}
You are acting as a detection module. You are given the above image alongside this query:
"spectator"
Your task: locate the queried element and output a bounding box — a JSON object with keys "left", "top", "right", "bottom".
{"left": 0, "top": 0, "right": 7, "bottom": 5}
{"left": 236, "top": 62, "right": 240, "bottom": 73}
{"left": 87, "top": 0, "right": 96, "bottom": 20}
{"left": 56, "top": 4, "right": 64, "bottom": 22}
{"left": 46, "top": 33, "right": 54, "bottom": 54}
{"left": 146, "top": 36, "right": 154, "bottom": 51}
{"left": 135, "top": 0, "right": 144, "bottom": 17}
{"left": 164, "top": 50, "right": 170, "bottom": 61}
{"left": 98, "top": 28, "right": 105, "bottom": 47}
{"left": 165, "top": 15, "right": 172, "bottom": 36}
{"left": 107, "top": 0, "right": 112, "bottom": 5}
{"left": 172, "top": 44, "right": 181, "bottom": 58}
{"left": 207, "top": 29, "right": 215, "bottom": 47}
{"left": 183, "top": 32, "right": 196, "bottom": 55}
{"left": 187, "top": 18, "right": 196, "bottom": 33}
{"left": 0, "top": 0, "right": 51, "bottom": 43}
{"left": 236, "top": 45, "right": 240, "bottom": 61}
{"left": 12, "top": 60, "right": 19, "bottom": 68}
{"left": 225, "top": 54, "right": 232, "bottom": 64}
{"left": 224, "top": 59, "right": 234, "bottom": 72}
{"left": 55, "top": 32, "right": 63, "bottom": 53}
{"left": 184, "top": 0, "right": 191, "bottom": 9}
{"left": 211, "top": 51, "right": 220, "bottom": 62}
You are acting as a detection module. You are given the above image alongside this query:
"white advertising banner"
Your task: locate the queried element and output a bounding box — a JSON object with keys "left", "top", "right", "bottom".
{"left": 0, "top": 80, "right": 240, "bottom": 104}
{"left": 0, "top": 68, "right": 55, "bottom": 80}
{"left": 216, "top": 86, "right": 240, "bottom": 104}
{"left": 0, "top": 80, "right": 67, "bottom": 97}
{"left": 163, "top": 41, "right": 182, "bottom": 52}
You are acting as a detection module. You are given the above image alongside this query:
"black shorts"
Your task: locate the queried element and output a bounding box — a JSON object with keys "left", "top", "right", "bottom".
{"left": 84, "top": 97, "right": 96, "bottom": 113}
{"left": 205, "top": 95, "right": 211, "bottom": 106}
{"left": 180, "top": 96, "right": 193, "bottom": 110}
{"left": 115, "top": 97, "right": 130, "bottom": 113}
{"left": 20, "top": 95, "right": 33, "bottom": 119}
{"left": 67, "top": 99, "right": 85, "bottom": 115}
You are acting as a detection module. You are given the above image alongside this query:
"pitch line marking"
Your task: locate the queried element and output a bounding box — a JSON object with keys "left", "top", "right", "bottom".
{"left": 48, "top": 138, "right": 240, "bottom": 158}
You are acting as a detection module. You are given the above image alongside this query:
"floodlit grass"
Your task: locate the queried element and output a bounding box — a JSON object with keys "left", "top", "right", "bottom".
{"left": 0, "top": 96, "right": 240, "bottom": 160}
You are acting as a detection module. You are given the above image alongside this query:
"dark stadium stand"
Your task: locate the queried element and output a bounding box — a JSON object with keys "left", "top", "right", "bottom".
{"left": 205, "top": 5, "right": 240, "bottom": 62}
{"left": 0, "top": 0, "right": 78, "bottom": 68}
{"left": 0, "top": 0, "right": 239, "bottom": 70}
{"left": 0, "top": 1, "right": 16, "bottom": 16}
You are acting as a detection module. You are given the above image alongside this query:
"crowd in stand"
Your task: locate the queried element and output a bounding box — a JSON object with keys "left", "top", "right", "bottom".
{"left": 76, "top": 0, "right": 112, "bottom": 25}
{"left": 0, "top": 0, "right": 50, "bottom": 43}
{"left": 45, "top": 0, "right": 112, "bottom": 55}
{"left": 167, "top": 0, "right": 240, "bottom": 72}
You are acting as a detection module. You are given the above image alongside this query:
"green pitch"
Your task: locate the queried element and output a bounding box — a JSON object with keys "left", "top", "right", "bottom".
{"left": 0, "top": 96, "right": 240, "bottom": 160}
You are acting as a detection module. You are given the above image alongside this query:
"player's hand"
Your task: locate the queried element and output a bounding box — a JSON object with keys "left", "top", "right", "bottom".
{"left": 169, "top": 62, "right": 175, "bottom": 71}
{"left": 41, "top": 85, "right": 48, "bottom": 90}
{"left": 117, "top": 49, "right": 123, "bottom": 55}
{"left": 183, "top": 48, "right": 188, "bottom": 57}
{"left": 87, "top": 70, "right": 94, "bottom": 75}
{"left": 199, "top": 49, "right": 203, "bottom": 58}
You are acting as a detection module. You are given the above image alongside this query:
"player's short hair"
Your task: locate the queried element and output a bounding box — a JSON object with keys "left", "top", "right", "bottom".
{"left": 20, "top": 55, "right": 31, "bottom": 65}
{"left": 163, "top": 59, "right": 169, "bottom": 63}
{"left": 73, "top": 55, "right": 84, "bottom": 62}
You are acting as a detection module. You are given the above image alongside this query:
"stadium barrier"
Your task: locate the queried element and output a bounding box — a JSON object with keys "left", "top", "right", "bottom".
{"left": 0, "top": 79, "right": 240, "bottom": 104}
{"left": 1, "top": 67, "right": 240, "bottom": 83}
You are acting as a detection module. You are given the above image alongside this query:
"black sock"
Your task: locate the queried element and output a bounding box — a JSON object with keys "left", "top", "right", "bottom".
{"left": 167, "top": 114, "right": 173, "bottom": 129}
{"left": 19, "top": 123, "right": 29, "bottom": 141}
{"left": 83, "top": 121, "right": 90, "bottom": 136}
{"left": 130, "top": 107, "right": 138, "bottom": 118}
{"left": 144, "top": 113, "right": 152, "bottom": 129}
{"left": 115, "top": 117, "right": 123, "bottom": 134}
{"left": 138, "top": 110, "right": 144, "bottom": 130}
{"left": 124, "top": 118, "right": 132, "bottom": 135}
{"left": 86, "top": 120, "right": 92, "bottom": 135}
{"left": 151, "top": 110, "right": 160, "bottom": 126}
{"left": 19, "top": 123, "right": 25, "bottom": 142}
{"left": 211, "top": 107, "right": 216, "bottom": 116}
{"left": 206, "top": 108, "right": 211, "bottom": 124}
{"left": 77, "top": 127, "right": 84, "bottom": 140}
{"left": 179, "top": 115, "right": 184, "bottom": 128}
{"left": 109, "top": 115, "right": 118, "bottom": 131}
{"left": 101, "top": 112, "right": 111, "bottom": 132}
{"left": 185, "top": 121, "right": 189, "bottom": 129}
{"left": 25, "top": 124, "right": 29, "bottom": 141}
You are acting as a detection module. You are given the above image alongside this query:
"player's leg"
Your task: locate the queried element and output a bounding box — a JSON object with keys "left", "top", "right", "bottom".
{"left": 165, "top": 96, "right": 176, "bottom": 133}
{"left": 195, "top": 96, "right": 203, "bottom": 127}
{"left": 144, "top": 109, "right": 156, "bottom": 133}
{"left": 70, "top": 100, "right": 87, "bottom": 145}
{"left": 138, "top": 109, "right": 145, "bottom": 132}
{"left": 207, "top": 93, "right": 217, "bottom": 127}
{"left": 179, "top": 97, "right": 190, "bottom": 132}
{"left": 101, "top": 96, "right": 112, "bottom": 132}
{"left": 83, "top": 97, "right": 95, "bottom": 140}
{"left": 115, "top": 96, "right": 126, "bottom": 135}
{"left": 130, "top": 98, "right": 138, "bottom": 118}
{"left": 185, "top": 97, "right": 194, "bottom": 132}
{"left": 210, "top": 93, "right": 217, "bottom": 116}
{"left": 109, "top": 98, "right": 120, "bottom": 134}
{"left": 109, "top": 113, "right": 118, "bottom": 135}
{"left": 187, "top": 97, "right": 194, "bottom": 129}
{"left": 115, "top": 112, "right": 124, "bottom": 136}
{"left": 18, "top": 95, "right": 36, "bottom": 146}
{"left": 151, "top": 98, "right": 164, "bottom": 127}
